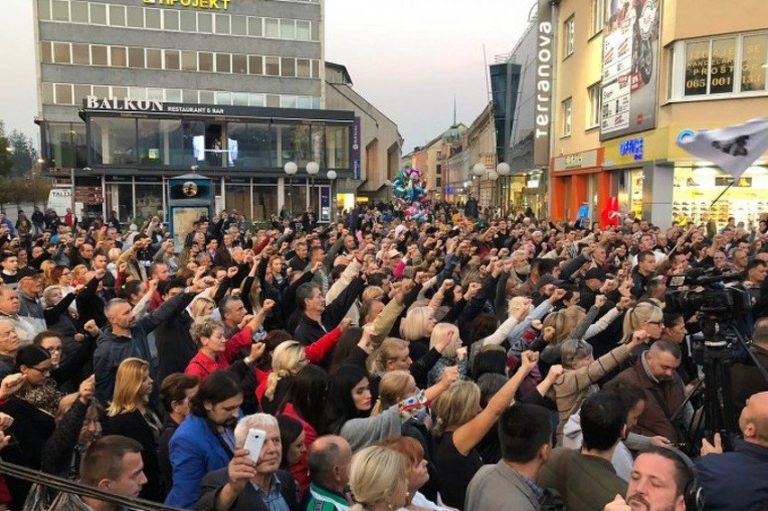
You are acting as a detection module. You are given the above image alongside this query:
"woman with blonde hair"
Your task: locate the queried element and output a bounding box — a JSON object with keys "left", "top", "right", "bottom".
{"left": 622, "top": 299, "right": 664, "bottom": 344}
{"left": 399, "top": 306, "right": 437, "bottom": 370}
{"left": 102, "top": 357, "right": 163, "bottom": 501}
{"left": 431, "top": 351, "right": 538, "bottom": 509}
{"left": 41, "top": 259, "right": 56, "bottom": 287}
{"left": 349, "top": 446, "right": 409, "bottom": 511}
{"left": 427, "top": 323, "right": 467, "bottom": 387}
{"left": 189, "top": 296, "right": 216, "bottom": 319}
{"left": 256, "top": 317, "right": 352, "bottom": 405}
{"left": 71, "top": 264, "right": 88, "bottom": 286}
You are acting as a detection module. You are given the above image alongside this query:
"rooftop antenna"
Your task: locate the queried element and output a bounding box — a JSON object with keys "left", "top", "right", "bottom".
{"left": 453, "top": 95, "right": 457, "bottom": 126}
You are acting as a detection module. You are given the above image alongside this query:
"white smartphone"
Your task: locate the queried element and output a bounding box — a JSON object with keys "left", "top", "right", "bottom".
{"left": 244, "top": 428, "right": 266, "bottom": 464}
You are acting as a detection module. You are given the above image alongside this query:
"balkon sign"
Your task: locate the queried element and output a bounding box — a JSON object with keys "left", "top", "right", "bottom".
{"left": 85, "top": 96, "right": 164, "bottom": 112}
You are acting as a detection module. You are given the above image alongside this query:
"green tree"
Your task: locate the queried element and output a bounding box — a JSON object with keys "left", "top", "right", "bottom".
{"left": 0, "top": 122, "right": 12, "bottom": 178}
{"left": 8, "top": 131, "right": 38, "bottom": 177}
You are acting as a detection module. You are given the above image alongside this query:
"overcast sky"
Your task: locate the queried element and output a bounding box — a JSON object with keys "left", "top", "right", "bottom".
{"left": 0, "top": 0, "right": 531, "bottom": 151}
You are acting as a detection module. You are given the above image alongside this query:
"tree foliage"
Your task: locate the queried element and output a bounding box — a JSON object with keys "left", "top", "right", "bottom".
{"left": 8, "top": 130, "right": 38, "bottom": 177}
{"left": 0, "top": 122, "right": 12, "bottom": 178}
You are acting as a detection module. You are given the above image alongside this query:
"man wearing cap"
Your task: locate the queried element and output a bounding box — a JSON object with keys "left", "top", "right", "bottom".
{"left": 533, "top": 274, "right": 565, "bottom": 306}
{"left": 16, "top": 267, "right": 47, "bottom": 338}
{"left": 580, "top": 267, "right": 607, "bottom": 310}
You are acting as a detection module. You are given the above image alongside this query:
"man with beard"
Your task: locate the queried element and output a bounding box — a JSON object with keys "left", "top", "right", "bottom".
{"left": 615, "top": 340, "right": 686, "bottom": 444}
{"left": 603, "top": 448, "right": 693, "bottom": 511}
{"left": 166, "top": 371, "right": 244, "bottom": 508}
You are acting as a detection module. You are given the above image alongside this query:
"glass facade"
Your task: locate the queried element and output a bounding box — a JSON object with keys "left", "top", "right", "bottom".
{"left": 87, "top": 116, "right": 352, "bottom": 171}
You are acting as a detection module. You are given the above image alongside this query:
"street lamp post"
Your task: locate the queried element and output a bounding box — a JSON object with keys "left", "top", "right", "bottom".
{"left": 496, "top": 162, "right": 511, "bottom": 216}
{"left": 327, "top": 170, "right": 337, "bottom": 221}
{"left": 283, "top": 161, "right": 297, "bottom": 217}
{"left": 306, "top": 161, "right": 319, "bottom": 215}
{"left": 384, "top": 179, "right": 392, "bottom": 203}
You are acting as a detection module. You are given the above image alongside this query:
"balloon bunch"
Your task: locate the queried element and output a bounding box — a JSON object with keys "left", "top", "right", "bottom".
{"left": 392, "top": 167, "right": 429, "bottom": 221}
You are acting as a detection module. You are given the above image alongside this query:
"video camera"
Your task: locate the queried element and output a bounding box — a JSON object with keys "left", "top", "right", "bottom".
{"left": 665, "top": 267, "right": 751, "bottom": 318}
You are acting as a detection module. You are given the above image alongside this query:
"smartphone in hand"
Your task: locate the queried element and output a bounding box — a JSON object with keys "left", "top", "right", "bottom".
{"left": 244, "top": 428, "right": 266, "bottom": 464}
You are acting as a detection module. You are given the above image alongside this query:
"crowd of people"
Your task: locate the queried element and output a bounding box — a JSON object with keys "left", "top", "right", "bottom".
{"left": 0, "top": 199, "right": 764, "bottom": 511}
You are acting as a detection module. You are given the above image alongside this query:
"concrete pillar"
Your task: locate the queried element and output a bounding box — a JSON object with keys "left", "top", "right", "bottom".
{"left": 644, "top": 163, "right": 674, "bottom": 229}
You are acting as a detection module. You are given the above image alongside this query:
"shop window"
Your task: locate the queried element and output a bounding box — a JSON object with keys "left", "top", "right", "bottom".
{"left": 53, "top": 42, "right": 71, "bottom": 64}
{"left": 106, "top": 182, "right": 134, "bottom": 223}
{"left": 674, "top": 33, "right": 768, "bottom": 99}
{"left": 54, "top": 84, "right": 73, "bottom": 105}
{"left": 562, "top": 98, "right": 572, "bottom": 136}
{"left": 110, "top": 46, "right": 127, "bottom": 67}
{"left": 231, "top": 15, "right": 247, "bottom": 36}
{"left": 215, "top": 14, "right": 230, "bottom": 34}
{"left": 90, "top": 117, "right": 137, "bottom": 165}
{"left": 90, "top": 3, "right": 107, "bottom": 25}
{"left": 228, "top": 122, "right": 275, "bottom": 168}
{"left": 248, "top": 17, "right": 262, "bottom": 37}
{"left": 138, "top": 119, "right": 184, "bottom": 166}
{"left": 164, "top": 9, "right": 180, "bottom": 31}
{"left": 146, "top": 49, "right": 163, "bottom": 69}
{"left": 564, "top": 16, "right": 575, "bottom": 58}
{"left": 198, "top": 12, "right": 213, "bottom": 33}
{"left": 72, "top": 43, "right": 90, "bottom": 65}
{"left": 145, "top": 8, "right": 162, "bottom": 29}
{"left": 325, "top": 125, "right": 350, "bottom": 168}
{"left": 280, "top": 125, "right": 311, "bottom": 166}
{"left": 70, "top": 1, "right": 88, "bottom": 23}
{"left": 46, "top": 121, "right": 87, "bottom": 168}
{"left": 165, "top": 50, "right": 180, "bottom": 71}
{"left": 135, "top": 184, "right": 164, "bottom": 221}
{"left": 51, "top": 0, "right": 69, "bottom": 21}
{"left": 232, "top": 54, "right": 247, "bottom": 74}
{"left": 92, "top": 45, "right": 108, "bottom": 66}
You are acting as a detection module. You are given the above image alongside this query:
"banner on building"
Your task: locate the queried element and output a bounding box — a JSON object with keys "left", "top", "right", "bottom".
{"left": 677, "top": 118, "right": 768, "bottom": 178}
{"left": 600, "top": 0, "right": 660, "bottom": 140}
{"left": 533, "top": 0, "right": 553, "bottom": 166}
{"left": 352, "top": 117, "right": 361, "bottom": 180}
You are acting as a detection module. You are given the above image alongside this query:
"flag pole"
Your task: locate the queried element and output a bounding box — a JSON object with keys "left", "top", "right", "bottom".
{"left": 708, "top": 180, "right": 735, "bottom": 210}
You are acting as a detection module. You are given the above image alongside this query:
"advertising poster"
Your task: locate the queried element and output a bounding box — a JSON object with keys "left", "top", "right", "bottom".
{"left": 600, "top": 0, "right": 660, "bottom": 140}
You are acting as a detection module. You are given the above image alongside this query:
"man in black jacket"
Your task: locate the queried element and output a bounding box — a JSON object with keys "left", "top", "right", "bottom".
{"left": 196, "top": 413, "right": 299, "bottom": 511}
{"left": 154, "top": 279, "right": 196, "bottom": 383}
{"left": 293, "top": 277, "right": 364, "bottom": 347}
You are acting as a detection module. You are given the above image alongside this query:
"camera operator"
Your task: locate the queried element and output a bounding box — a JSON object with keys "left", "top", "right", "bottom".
{"left": 695, "top": 391, "right": 768, "bottom": 511}
{"left": 731, "top": 317, "right": 768, "bottom": 414}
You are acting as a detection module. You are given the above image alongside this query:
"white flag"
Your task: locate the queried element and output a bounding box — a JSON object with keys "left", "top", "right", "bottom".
{"left": 676, "top": 118, "right": 768, "bottom": 179}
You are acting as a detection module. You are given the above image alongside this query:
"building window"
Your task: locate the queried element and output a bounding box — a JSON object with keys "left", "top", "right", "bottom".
{"left": 199, "top": 52, "right": 214, "bottom": 72}
{"left": 671, "top": 33, "right": 768, "bottom": 100}
{"left": 53, "top": 42, "right": 71, "bottom": 64}
{"left": 311, "top": 60, "right": 320, "bottom": 78}
{"left": 128, "top": 47, "right": 145, "bottom": 69}
{"left": 71, "top": 1, "right": 88, "bottom": 23}
{"left": 297, "top": 59, "right": 310, "bottom": 78}
{"left": 90, "top": 3, "right": 106, "bottom": 25}
{"left": 108, "top": 4, "right": 125, "bottom": 26}
{"left": 146, "top": 49, "right": 162, "bottom": 69}
{"left": 180, "top": 10, "right": 196, "bottom": 31}
{"left": 51, "top": 0, "right": 69, "bottom": 21}
{"left": 248, "top": 17, "right": 262, "bottom": 36}
{"left": 72, "top": 43, "right": 90, "bottom": 65}
{"left": 145, "top": 8, "right": 161, "bottom": 29}
{"left": 231, "top": 15, "right": 247, "bottom": 36}
{"left": 90, "top": 117, "right": 137, "bottom": 165}
{"left": 249, "top": 56, "right": 263, "bottom": 75}
{"left": 164, "top": 49, "right": 180, "bottom": 70}
{"left": 265, "top": 18, "right": 279, "bottom": 38}
{"left": 280, "top": 19, "right": 295, "bottom": 40}
{"left": 215, "top": 14, "right": 230, "bottom": 34}
{"left": 126, "top": 6, "right": 143, "bottom": 28}
{"left": 232, "top": 54, "right": 247, "bottom": 74}
{"left": 562, "top": 97, "right": 572, "bottom": 136}
{"left": 296, "top": 20, "right": 311, "bottom": 41}
{"left": 265, "top": 56, "right": 280, "bottom": 76}
{"left": 590, "top": 0, "right": 605, "bottom": 36}
{"left": 42, "top": 83, "right": 55, "bottom": 104}
{"left": 181, "top": 51, "right": 196, "bottom": 71}
{"left": 564, "top": 16, "right": 575, "bottom": 58}
{"left": 39, "top": 0, "right": 51, "bottom": 20}
{"left": 282, "top": 58, "right": 296, "bottom": 77}
{"left": 587, "top": 83, "right": 601, "bottom": 129}
{"left": 54, "top": 83, "right": 74, "bottom": 105}
{"left": 215, "top": 53, "right": 231, "bottom": 73}
{"left": 198, "top": 12, "right": 213, "bottom": 33}
{"left": 91, "top": 45, "right": 107, "bottom": 66}
{"left": 110, "top": 46, "right": 127, "bottom": 67}
{"left": 163, "top": 9, "right": 179, "bottom": 30}
{"left": 41, "top": 42, "right": 53, "bottom": 64}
